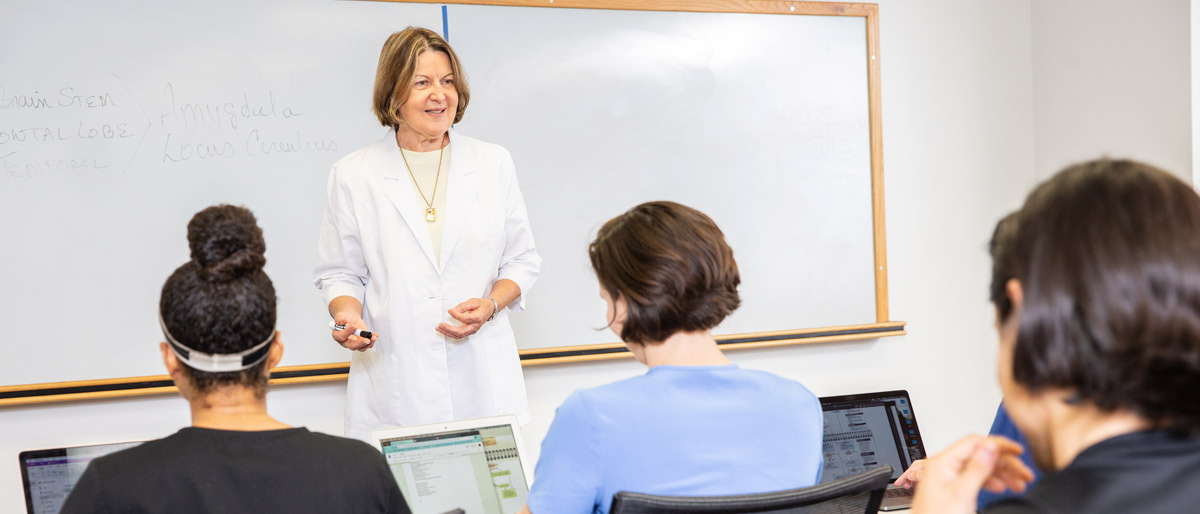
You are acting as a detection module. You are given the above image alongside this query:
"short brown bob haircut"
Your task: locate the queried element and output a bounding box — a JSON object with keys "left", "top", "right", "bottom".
{"left": 372, "top": 27, "right": 470, "bottom": 128}
{"left": 589, "top": 201, "right": 741, "bottom": 344}
{"left": 994, "top": 158, "right": 1200, "bottom": 430}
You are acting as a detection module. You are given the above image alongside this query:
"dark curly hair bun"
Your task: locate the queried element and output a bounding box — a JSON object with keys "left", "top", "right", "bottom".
{"left": 187, "top": 205, "right": 267, "bottom": 283}
{"left": 161, "top": 204, "right": 277, "bottom": 395}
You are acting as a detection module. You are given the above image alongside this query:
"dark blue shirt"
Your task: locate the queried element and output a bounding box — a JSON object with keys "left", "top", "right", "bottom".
{"left": 977, "top": 402, "right": 1041, "bottom": 511}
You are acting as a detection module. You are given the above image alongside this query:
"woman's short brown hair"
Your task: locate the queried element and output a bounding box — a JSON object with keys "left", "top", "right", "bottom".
{"left": 997, "top": 158, "right": 1200, "bottom": 430}
{"left": 589, "top": 201, "right": 741, "bottom": 344}
{"left": 372, "top": 27, "right": 470, "bottom": 128}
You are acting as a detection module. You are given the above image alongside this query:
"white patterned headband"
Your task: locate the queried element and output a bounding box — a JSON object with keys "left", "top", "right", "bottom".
{"left": 159, "top": 312, "right": 275, "bottom": 373}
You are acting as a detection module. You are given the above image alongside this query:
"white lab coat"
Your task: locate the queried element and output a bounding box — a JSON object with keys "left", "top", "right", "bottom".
{"left": 314, "top": 128, "right": 541, "bottom": 440}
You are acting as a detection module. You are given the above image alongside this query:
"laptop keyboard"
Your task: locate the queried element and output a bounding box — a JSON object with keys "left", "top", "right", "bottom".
{"left": 885, "top": 488, "right": 915, "bottom": 498}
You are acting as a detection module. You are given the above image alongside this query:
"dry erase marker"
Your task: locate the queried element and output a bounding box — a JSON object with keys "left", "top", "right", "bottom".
{"left": 329, "top": 320, "right": 373, "bottom": 339}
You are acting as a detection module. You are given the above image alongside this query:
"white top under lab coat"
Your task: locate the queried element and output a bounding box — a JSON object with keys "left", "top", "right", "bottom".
{"left": 314, "top": 128, "right": 541, "bottom": 440}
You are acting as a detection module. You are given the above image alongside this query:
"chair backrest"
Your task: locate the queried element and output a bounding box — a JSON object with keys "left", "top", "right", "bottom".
{"left": 609, "top": 465, "right": 893, "bottom": 514}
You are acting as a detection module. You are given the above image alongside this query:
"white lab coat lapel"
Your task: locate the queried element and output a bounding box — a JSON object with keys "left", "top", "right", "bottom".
{"left": 439, "top": 129, "right": 479, "bottom": 271}
{"left": 379, "top": 130, "right": 439, "bottom": 270}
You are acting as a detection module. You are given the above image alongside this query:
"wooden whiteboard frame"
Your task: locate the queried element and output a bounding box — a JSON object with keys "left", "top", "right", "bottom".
{"left": 0, "top": 0, "right": 902, "bottom": 407}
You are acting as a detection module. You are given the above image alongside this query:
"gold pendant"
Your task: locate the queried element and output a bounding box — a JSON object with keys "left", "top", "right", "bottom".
{"left": 425, "top": 207, "right": 436, "bottom": 222}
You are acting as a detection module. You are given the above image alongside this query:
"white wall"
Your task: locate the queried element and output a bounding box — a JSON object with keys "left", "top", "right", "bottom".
{"left": 0, "top": 0, "right": 1044, "bottom": 509}
{"left": 1194, "top": 0, "right": 1200, "bottom": 183}
{"left": 1032, "top": 0, "right": 1192, "bottom": 181}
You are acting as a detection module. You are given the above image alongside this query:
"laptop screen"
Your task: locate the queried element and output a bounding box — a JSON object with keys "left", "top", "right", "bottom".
{"left": 20, "top": 441, "right": 143, "bottom": 514}
{"left": 818, "top": 390, "right": 926, "bottom": 483}
{"left": 378, "top": 423, "right": 528, "bottom": 514}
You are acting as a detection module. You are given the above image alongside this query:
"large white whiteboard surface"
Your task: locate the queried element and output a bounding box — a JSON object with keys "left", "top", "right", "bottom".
{"left": 450, "top": 5, "right": 875, "bottom": 349}
{"left": 0, "top": 0, "right": 877, "bottom": 387}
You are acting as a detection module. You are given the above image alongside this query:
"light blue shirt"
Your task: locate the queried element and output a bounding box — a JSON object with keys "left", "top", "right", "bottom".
{"left": 526, "top": 364, "right": 824, "bottom": 514}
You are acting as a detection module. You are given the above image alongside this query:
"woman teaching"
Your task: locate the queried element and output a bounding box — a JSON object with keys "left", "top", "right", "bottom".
{"left": 314, "top": 27, "right": 542, "bottom": 440}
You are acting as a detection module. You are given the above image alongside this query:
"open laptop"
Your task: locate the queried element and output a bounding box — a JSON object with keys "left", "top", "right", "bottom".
{"left": 20, "top": 440, "right": 144, "bottom": 514}
{"left": 819, "top": 390, "right": 927, "bottom": 511}
{"left": 370, "top": 415, "right": 532, "bottom": 514}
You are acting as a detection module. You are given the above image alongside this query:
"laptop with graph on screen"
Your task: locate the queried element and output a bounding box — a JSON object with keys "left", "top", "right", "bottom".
{"left": 370, "top": 415, "right": 531, "bottom": 514}
{"left": 819, "top": 390, "right": 928, "bottom": 511}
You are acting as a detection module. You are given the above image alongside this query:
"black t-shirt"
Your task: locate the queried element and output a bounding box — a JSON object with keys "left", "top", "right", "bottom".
{"left": 60, "top": 427, "right": 411, "bottom": 514}
{"left": 986, "top": 429, "right": 1200, "bottom": 514}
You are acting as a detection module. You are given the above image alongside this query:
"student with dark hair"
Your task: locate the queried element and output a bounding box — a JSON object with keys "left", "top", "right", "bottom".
{"left": 912, "top": 159, "right": 1200, "bottom": 513}
{"left": 520, "top": 201, "right": 823, "bottom": 514}
{"left": 61, "top": 205, "right": 411, "bottom": 514}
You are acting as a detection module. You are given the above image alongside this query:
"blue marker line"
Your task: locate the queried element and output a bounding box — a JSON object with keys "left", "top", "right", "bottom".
{"left": 442, "top": 5, "right": 449, "bottom": 41}
{"left": 443, "top": 4, "right": 454, "bottom": 130}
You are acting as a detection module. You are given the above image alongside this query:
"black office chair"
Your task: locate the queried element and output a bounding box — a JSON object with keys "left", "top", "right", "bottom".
{"left": 609, "top": 465, "right": 893, "bottom": 514}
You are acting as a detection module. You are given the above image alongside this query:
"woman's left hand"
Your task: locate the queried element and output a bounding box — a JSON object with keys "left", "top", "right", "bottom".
{"left": 437, "top": 298, "right": 496, "bottom": 339}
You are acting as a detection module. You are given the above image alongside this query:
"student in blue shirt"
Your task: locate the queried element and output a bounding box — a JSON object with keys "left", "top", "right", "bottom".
{"left": 520, "top": 201, "right": 824, "bottom": 514}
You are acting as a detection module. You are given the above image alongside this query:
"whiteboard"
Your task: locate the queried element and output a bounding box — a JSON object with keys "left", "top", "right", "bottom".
{"left": 450, "top": 5, "right": 876, "bottom": 350}
{"left": 0, "top": 0, "right": 880, "bottom": 388}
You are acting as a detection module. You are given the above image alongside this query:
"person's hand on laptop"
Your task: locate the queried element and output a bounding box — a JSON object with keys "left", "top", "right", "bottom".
{"left": 894, "top": 459, "right": 926, "bottom": 489}
{"left": 909, "top": 434, "right": 1033, "bottom": 513}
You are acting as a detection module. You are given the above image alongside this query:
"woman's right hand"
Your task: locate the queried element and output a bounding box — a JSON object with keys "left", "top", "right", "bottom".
{"left": 331, "top": 311, "right": 378, "bottom": 352}
{"left": 894, "top": 459, "right": 927, "bottom": 489}
{"left": 910, "top": 434, "right": 1033, "bottom": 514}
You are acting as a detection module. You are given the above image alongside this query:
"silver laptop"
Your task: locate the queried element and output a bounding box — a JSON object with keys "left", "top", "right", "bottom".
{"left": 20, "top": 440, "right": 144, "bottom": 514}
{"left": 370, "top": 415, "right": 532, "bottom": 514}
{"left": 819, "top": 390, "right": 928, "bottom": 511}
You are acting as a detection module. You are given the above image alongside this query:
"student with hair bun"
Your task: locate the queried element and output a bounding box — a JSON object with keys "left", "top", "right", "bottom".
{"left": 61, "top": 205, "right": 411, "bottom": 514}
{"left": 521, "top": 201, "right": 823, "bottom": 514}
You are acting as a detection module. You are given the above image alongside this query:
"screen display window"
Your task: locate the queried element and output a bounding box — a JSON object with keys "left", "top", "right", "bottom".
{"left": 381, "top": 425, "right": 528, "bottom": 514}
{"left": 819, "top": 394, "right": 925, "bottom": 483}
{"left": 22, "top": 441, "right": 142, "bottom": 514}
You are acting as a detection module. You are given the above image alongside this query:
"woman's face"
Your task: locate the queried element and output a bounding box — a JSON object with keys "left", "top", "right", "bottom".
{"left": 600, "top": 287, "right": 627, "bottom": 339}
{"left": 995, "top": 302, "right": 1023, "bottom": 415}
{"left": 995, "top": 280, "right": 1055, "bottom": 470}
{"left": 398, "top": 50, "right": 458, "bottom": 140}
{"left": 601, "top": 287, "right": 648, "bottom": 363}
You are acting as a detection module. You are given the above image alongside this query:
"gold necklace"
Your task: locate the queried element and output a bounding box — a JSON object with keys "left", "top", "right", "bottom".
{"left": 399, "top": 145, "right": 444, "bottom": 222}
